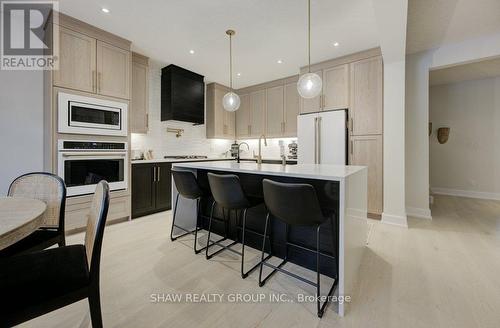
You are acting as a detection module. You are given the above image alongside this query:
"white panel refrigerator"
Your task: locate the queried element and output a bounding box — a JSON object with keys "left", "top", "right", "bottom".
{"left": 297, "top": 109, "right": 348, "bottom": 165}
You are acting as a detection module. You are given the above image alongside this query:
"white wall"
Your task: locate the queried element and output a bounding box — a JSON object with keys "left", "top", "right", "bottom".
{"left": 405, "top": 31, "right": 500, "bottom": 218}
{"left": 0, "top": 70, "right": 44, "bottom": 195}
{"left": 429, "top": 77, "right": 500, "bottom": 199}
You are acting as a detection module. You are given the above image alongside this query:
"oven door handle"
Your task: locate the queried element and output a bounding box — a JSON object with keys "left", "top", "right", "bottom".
{"left": 61, "top": 152, "right": 127, "bottom": 157}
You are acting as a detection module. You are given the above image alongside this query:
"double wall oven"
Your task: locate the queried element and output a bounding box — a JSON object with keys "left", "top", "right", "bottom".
{"left": 57, "top": 92, "right": 129, "bottom": 197}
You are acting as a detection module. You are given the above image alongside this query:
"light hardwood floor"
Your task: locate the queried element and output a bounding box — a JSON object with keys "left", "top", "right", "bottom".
{"left": 19, "top": 195, "right": 500, "bottom": 328}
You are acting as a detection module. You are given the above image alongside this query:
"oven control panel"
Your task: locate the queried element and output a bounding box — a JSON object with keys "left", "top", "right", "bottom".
{"left": 61, "top": 141, "right": 126, "bottom": 150}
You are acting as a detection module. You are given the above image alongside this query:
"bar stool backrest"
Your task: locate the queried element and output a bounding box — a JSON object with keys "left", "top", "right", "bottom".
{"left": 262, "top": 179, "right": 325, "bottom": 226}
{"left": 207, "top": 173, "right": 249, "bottom": 209}
{"left": 172, "top": 169, "right": 203, "bottom": 199}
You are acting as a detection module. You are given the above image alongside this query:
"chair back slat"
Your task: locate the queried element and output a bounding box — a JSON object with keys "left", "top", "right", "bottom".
{"left": 8, "top": 173, "right": 66, "bottom": 228}
{"left": 84, "top": 181, "right": 110, "bottom": 271}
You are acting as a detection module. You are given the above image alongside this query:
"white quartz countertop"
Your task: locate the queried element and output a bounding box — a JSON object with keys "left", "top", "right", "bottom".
{"left": 131, "top": 158, "right": 233, "bottom": 164}
{"left": 172, "top": 161, "right": 366, "bottom": 181}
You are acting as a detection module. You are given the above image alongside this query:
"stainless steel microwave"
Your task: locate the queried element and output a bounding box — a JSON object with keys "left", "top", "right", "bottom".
{"left": 58, "top": 92, "right": 128, "bottom": 136}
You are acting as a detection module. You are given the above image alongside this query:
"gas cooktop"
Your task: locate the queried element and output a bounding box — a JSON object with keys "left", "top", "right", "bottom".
{"left": 163, "top": 155, "right": 208, "bottom": 159}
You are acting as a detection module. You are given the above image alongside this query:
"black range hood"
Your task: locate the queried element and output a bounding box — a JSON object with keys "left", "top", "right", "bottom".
{"left": 161, "top": 64, "right": 204, "bottom": 124}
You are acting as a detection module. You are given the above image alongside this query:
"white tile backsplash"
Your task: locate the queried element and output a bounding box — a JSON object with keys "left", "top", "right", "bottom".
{"left": 131, "top": 60, "right": 298, "bottom": 159}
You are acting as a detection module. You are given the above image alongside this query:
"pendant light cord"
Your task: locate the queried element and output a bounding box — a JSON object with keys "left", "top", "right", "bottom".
{"left": 308, "top": 0, "right": 311, "bottom": 73}
{"left": 229, "top": 33, "right": 233, "bottom": 90}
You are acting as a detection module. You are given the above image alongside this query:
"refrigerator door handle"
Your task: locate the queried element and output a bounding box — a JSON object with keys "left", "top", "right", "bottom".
{"left": 317, "top": 116, "right": 322, "bottom": 164}
{"left": 314, "top": 117, "right": 318, "bottom": 164}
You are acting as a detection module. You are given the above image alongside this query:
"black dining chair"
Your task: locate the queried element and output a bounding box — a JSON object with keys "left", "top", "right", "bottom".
{"left": 0, "top": 172, "right": 67, "bottom": 257}
{"left": 170, "top": 169, "right": 207, "bottom": 254}
{"left": 0, "top": 181, "right": 110, "bottom": 328}
{"left": 259, "top": 179, "right": 338, "bottom": 318}
{"left": 206, "top": 172, "right": 270, "bottom": 279}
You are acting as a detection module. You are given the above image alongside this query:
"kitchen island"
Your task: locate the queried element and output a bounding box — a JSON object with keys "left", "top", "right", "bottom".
{"left": 171, "top": 161, "right": 367, "bottom": 316}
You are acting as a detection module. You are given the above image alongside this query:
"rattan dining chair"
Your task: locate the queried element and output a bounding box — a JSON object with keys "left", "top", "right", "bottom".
{"left": 0, "top": 172, "right": 66, "bottom": 257}
{"left": 0, "top": 181, "right": 110, "bottom": 328}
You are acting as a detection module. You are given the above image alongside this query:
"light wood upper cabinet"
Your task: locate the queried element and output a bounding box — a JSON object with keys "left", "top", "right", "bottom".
{"left": 323, "top": 64, "right": 349, "bottom": 110}
{"left": 284, "top": 82, "right": 299, "bottom": 137}
{"left": 249, "top": 89, "right": 266, "bottom": 137}
{"left": 350, "top": 56, "right": 383, "bottom": 135}
{"left": 300, "top": 70, "right": 322, "bottom": 114}
{"left": 131, "top": 53, "right": 149, "bottom": 134}
{"left": 236, "top": 94, "right": 250, "bottom": 138}
{"left": 206, "top": 83, "right": 235, "bottom": 139}
{"left": 54, "top": 26, "right": 96, "bottom": 93}
{"left": 350, "top": 134, "right": 383, "bottom": 214}
{"left": 224, "top": 107, "right": 236, "bottom": 137}
{"left": 266, "top": 85, "right": 284, "bottom": 137}
{"left": 54, "top": 24, "right": 131, "bottom": 100}
{"left": 97, "top": 41, "right": 131, "bottom": 99}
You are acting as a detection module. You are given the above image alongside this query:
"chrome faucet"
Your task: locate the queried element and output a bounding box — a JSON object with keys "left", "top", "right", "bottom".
{"left": 237, "top": 142, "right": 249, "bottom": 163}
{"left": 256, "top": 134, "right": 267, "bottom": 164}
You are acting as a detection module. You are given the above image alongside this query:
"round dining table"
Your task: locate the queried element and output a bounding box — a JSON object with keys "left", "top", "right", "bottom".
{"left": 0, "top": 197, "right": 47, "bottom": 251}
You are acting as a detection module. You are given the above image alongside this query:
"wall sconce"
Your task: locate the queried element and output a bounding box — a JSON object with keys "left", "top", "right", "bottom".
{"left": 429, "top": 122, "right": 432, "bottom": 136}
{"left": 437, "top": 127, "right": 450, "bottom": 144}
{"left": 167, "top": 127, "right": 184, "bottom": 138}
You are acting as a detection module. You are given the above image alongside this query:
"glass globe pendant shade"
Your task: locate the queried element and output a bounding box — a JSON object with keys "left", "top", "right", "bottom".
{"left": 297, "top": 72, "right": 322, "bottom": 99}
{"left": 222, "top": 92, "right": 240, "bottom": 112}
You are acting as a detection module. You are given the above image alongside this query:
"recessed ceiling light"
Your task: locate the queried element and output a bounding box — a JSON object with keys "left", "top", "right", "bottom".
{"left": 101, "top": 8, "right": 110, "bottom": 13}
{"left": 189, "top": 50, "right": 195, "bottom": 54}
{"left": 333, "top": 42, "right": 339, "bottom": 47}
{"left": 277, "top": 59, "right": 283, "bottom": 64}
{"left": 236, "top": 72, "right": 241, "bottom": 77}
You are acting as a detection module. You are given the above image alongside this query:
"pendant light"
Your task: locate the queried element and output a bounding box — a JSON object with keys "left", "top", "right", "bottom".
{"left": 297, "top": 0, "right": 322, "bottom": 99}
{"left": 223, "top": 29, "right": 240, "bottom": 112}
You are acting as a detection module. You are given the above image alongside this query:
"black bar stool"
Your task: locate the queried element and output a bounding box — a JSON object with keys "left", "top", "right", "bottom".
{"left": 206, "top": 172, "right": 270, "bottom": 279}
{"left": 259, "top": 179, "right": 338, "bottom": 318}
{"left": 171, "top": 169, "right": 207, "bottom": 254}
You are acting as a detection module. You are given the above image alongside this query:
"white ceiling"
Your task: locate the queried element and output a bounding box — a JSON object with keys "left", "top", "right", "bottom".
{"left": 59, "top": 0, "right": 379, "bottom": 88}
{"left": 430, "top": 56, "right": 500, "bottom": 86}
{"left": 406, "top": 0, "right": 500, "bottom": 54}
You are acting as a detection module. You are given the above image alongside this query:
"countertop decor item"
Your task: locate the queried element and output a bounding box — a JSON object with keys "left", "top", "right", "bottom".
{"left": 297, "top": 0, "right": 322, "bottom": 99}
{"left": 222, "top": 30, "right": 240, "bottom": 112}
{"left": 437, "top": 127, "right": 450, "bottom": 144}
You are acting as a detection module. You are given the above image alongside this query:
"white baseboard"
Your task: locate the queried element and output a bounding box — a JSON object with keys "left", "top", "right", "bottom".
{"left": 381, "top": 212, "right": 408, "bottom": 228}
{"left": 406, "top": 206, "right": 432, "bottom": 220}
{"left": 431, "top": 187, "right": 500, "bottom": 201}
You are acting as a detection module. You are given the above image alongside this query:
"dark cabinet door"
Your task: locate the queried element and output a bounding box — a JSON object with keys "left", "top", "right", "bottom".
{"left": 132, "top": 164, "right": 156, "bottom": 218}
{"left": 155, "top": 162, "right": 172, "bottom": 211}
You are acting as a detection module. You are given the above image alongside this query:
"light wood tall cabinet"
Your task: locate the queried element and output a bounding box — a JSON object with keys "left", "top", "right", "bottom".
{"left": 44, "top": 13, "right": 133, "bottom": 231}
{"left": 347, "top": 53, "right": 383, "bottom": 216}
{"left": 131, "top": 53, "right": 149, "bottom": 134}
{"left": 206, "top": 83, "right": 235, "bottom": 139}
